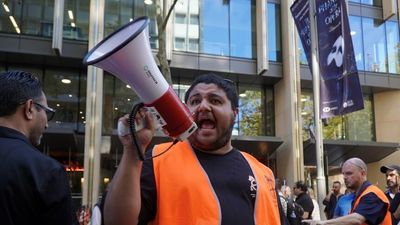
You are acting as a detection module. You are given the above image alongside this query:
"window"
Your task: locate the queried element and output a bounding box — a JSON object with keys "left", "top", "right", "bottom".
{"left": 349, "top": 16, "right": 364, "bottom": 71}
{"left": 362, "top": 17, "right": 386, "bottom": 73}
{"left": 386, "top": 21, "right": 400, "bottom": 74}
{"left": 189, "top": 15, "right": 199, "bottom": 25}
{"left": 64, "top": 0, "right": 89, "bottom": 40}
{"left": 301, "top": 91, "right": 375, "bottom": 141}
{"left": 189, "top": 38, "right": 199, "bottom": 52}
{"left": 175, "top": 37, "right": 185, "bottom": 50}
{"left": 200, "top": 0, "right": 229, "bottom": 56}
{"left": 236, "top": 84, "right": 274, "bottom": 136}
{"left": 175, "top": 14, "right": 186, "bottom": 24}
{"left": 348, "top": 0, "right": 382, "bottom": 6}
{"left": 103, "top": 73, "right": 139, "bottom": 134}
{"left": 237, "top": 86, "right": 264, "bottom": 136}
{"left": 173, "top": 0, "right": 255, "bottom": 58}
{"left": 267, "top": 3, "right": 282, "bottom": 62}
{"left": 229, "top": 0, "right": 255, "bottom": 58}
{"left": 104, "top": 0, "right": 158, "bottom": 48}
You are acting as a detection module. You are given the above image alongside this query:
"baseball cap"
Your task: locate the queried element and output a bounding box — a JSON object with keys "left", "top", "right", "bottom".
{"left": 380, "top": 165, "right": 400, "bottom": 174}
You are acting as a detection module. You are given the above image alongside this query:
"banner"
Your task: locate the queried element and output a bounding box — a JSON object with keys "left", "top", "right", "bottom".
{"left": 291, "top": 0, "right": 312, "bottom": 67}
{"left": 291, "top": 0, "right": 364, "bottom": 118}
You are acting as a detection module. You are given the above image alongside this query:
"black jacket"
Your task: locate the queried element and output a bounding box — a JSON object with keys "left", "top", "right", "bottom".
{"left": 0, "top": 126, "right": 77, "bottom": 225}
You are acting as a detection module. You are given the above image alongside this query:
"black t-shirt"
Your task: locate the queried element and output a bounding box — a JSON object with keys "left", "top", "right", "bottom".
{"left": 390, "top": 193, "right": 400, "bottom": 225}
{"left": 389, "top": 192, "right": 400, "bottom": 213}
{"left": 138, "top": 147, "right": 257, "bottom": 225}
{"left": 295, "top": 192, "right": 314, "bottom": 219}
{"left": 0, "top": 126, "right": 77, "bottom": 225}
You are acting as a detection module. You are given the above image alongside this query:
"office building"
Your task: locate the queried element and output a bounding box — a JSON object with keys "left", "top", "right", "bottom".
{"left": 0, "top": 0, "right": 399, "bottom": 207}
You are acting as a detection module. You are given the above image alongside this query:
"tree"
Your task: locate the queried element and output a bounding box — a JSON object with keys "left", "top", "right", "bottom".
{"left": 239, "top": 90, "right": 264, "bottom": 136}
{"left": 155, "top": 0, "right": 179, "bottom": 84}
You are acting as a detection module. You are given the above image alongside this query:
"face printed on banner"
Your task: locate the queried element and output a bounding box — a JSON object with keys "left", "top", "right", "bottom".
{"left": 327, "top": 35, "right": 344, "bottom": 68}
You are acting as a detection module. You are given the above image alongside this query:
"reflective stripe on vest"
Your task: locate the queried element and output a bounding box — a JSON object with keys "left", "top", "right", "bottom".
{"left": 150, "top": 141, "right": 281, "bottom": 225}
{"left": 351, "top": 185, "right": 392, "bottom": 225}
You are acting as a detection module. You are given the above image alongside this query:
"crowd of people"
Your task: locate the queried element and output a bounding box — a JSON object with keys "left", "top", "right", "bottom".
{"left": 0, "top": 70, "right": 399, "bottom": 225}
{"left": 275, "top": 160, "right": 400, "bottom": 225}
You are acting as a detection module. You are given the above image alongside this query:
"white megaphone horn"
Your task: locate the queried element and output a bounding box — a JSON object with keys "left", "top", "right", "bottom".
{"left": 83, "top": 16, "right": 197, "bottom": 141}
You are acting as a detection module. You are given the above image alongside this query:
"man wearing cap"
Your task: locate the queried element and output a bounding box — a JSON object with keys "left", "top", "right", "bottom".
{"left": 381, "top": 165, "right": 400, "bottom": 201}
{"left": 303, "top": 158, "right": 391, "bottom": 225}
{"left": 381, "top": 165, "right": 400, "bottom": 225}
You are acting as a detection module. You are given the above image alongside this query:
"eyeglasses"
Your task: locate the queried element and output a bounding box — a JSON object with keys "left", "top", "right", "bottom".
{"left": 34, "top": 102, "right": 56, "bottom": 121}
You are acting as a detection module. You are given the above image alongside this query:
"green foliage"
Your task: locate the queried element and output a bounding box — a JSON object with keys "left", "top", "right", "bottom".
{"left": 239, "top": 90, "right": 264, "bottom": 136}
{"left": 301, "top": 93, "right": 375, "bottom": 141}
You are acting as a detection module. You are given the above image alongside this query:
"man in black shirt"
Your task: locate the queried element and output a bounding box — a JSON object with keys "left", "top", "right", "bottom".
{"left": 0, "top": 71, "right": 77, "bottom": 225}
{"left": 104, "top": 73, "right": 283, "bottom": 225}
{"left": 293, "top": 181, "right": 314, "bottom": 220}
{"left": 381, "top": 165, "right": 400, "bottom": 225}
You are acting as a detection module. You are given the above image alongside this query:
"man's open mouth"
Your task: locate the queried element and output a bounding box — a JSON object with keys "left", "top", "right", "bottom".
{"left": 198, "top": 119, "right": 215, "bottom": 129}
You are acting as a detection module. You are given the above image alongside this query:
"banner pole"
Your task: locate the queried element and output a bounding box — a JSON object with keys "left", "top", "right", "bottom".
{"left": 309, "top": 0, "right": 327, "bottom": 210}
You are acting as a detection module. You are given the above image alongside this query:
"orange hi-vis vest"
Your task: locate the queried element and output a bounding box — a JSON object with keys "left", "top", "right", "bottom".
{"left": 351, "top": 184, "right": 392, "bottom": 225}
{"left": 149, "top": 141, "right": 281, "bottom": 225}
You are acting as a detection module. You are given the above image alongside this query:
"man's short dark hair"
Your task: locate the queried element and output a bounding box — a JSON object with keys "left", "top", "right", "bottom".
{"left": 184, "top": 73, "right": 238, "bottom": 110}
{"left": 333, "top": 181, "right": 341, "bottom": 186}
{"left": 294, "top": 181, "right": 308, "bottom": 192}
{"left": 0, "top": 71, "right": 43, "bottom": 117}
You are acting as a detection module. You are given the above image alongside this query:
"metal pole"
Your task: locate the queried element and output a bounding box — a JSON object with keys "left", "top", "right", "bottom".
{"left": 309, "top": 0, "right": 327, "bottom": 211}
{"left": 83, "top": 0, "right": 105, "bottom": 208}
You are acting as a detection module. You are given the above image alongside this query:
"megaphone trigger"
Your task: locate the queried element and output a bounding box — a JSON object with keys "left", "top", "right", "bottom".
{"left": 147, "top": 106, "right": 165, "bottom": 130}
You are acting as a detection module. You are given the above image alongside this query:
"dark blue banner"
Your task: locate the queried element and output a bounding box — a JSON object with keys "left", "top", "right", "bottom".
{"left": 291, "top": 0, "right": 312, "bottom": 67}
{"left": 291, "top": 0, "right": 364, "bottom": 118}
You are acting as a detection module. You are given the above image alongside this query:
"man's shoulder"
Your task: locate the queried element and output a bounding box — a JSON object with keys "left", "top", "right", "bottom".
{"left": 8, "top": 142, "right": 64, "bottom": 175}
{"left": 358, "top": 185, "right": 388, "bottom": 205}
{"left": 296, "top": 193, "right": 313, "bottom": 205}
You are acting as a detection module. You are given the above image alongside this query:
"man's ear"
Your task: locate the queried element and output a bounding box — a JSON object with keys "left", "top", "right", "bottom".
{"left": 23, "top": 100, "right": 34, "bottom": 120}
{"left": 233, "top": 107, "right": 239, "bottom": 117}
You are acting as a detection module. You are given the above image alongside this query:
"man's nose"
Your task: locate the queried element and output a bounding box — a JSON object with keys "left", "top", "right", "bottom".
{"left": 197, "top": 99, "right": 211, "bottom": 112}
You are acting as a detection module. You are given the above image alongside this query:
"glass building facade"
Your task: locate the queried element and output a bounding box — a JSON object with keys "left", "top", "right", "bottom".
{"left": 0, "top": 0, "right": 399, "bottom": 210}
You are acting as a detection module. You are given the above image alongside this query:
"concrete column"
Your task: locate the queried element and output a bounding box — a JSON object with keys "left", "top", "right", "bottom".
{"left": 275, "top": 0, "right": 304, "bottom": 185}
{"left": 256, "top": 0, "right": 268, "bottom": 74}
{"left": 82, "top": 0, "right": 105, "bottom": 207}
{"left": 368, "top": 90, "right": 400, "bottom": 190}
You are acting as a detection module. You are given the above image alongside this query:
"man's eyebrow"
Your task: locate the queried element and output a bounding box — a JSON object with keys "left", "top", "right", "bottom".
{"left": 187, "top": 93, "right": 200, "bottom": 99}
{"left": 188, "top": 92, "right": 225, "bottom": 99}
{"left": 207, "top": 93, "right": 224, "bottom": 98}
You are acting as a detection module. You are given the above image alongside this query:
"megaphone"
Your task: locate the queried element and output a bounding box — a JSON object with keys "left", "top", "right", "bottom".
{"left": 83, "top": 16, "right": 197, "bottom": 141}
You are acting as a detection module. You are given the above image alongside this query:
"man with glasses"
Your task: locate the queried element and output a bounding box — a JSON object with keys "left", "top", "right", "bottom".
{"left": 0, "top": 71, "right": 77, "bottom": 225}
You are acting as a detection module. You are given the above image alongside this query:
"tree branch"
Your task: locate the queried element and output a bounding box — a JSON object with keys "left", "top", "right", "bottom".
{"left": 159, "top": 0, "right": 178, "bottom": 32}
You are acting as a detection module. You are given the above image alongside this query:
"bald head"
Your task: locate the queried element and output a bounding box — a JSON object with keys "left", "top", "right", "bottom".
{"left": 344, "top": 157, "right": 367, "bottom": 174}
{"left": 342, "top": 158, "right": 367, "bottom": 192}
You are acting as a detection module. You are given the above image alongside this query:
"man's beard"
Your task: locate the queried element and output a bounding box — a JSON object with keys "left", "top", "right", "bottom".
{"left": 190, "top": 114, "right": 235, "bottom": 152}
{"left": 388, "top": 181, "right": 398, "bottom": 188}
